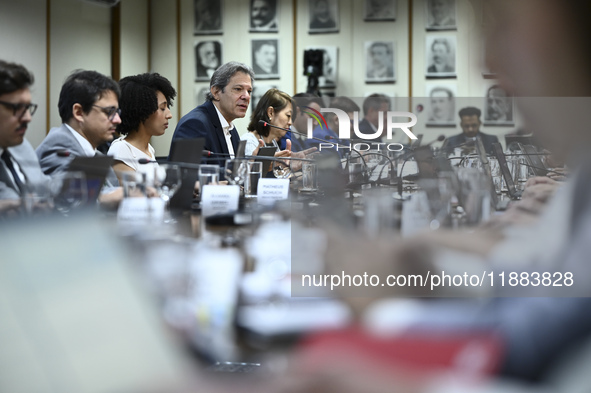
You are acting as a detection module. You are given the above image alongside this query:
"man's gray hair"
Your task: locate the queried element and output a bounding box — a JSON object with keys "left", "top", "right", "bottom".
{"left": 205, "top": 61, "right": 255, "bottom": 101}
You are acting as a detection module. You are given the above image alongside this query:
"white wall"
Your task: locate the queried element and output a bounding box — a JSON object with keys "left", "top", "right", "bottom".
{"left": 0, "top": 0, "right": 48, "bottom": 148}
{"left": 120, "top": 0, "right": 149, "bottom": 77}
{"left": 49, "top": 0, "right": 112, "bottom": 131}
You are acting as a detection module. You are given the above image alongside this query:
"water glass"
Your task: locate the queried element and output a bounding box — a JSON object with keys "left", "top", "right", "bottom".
{"left": 120, "top": 171, "right": 147, "bottom": 198}
{"left": 224, "top": 159, "right": 247, "bottom": 186}
{"left": 198, "top": 164, "right": 220, "bottom": 197}
{"left": 244, "top": 161, "right": 262, "bottom": 198}
{"left": 53, "top": 171, "right": 87, "bottom": 215}
{"left": 301, "top": 163, "right": 317, "bottom": 191}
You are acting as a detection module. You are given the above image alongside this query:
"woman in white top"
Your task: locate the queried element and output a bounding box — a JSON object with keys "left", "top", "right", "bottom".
{"left": 108, "top": 73, "right": 176, "bottom": 180}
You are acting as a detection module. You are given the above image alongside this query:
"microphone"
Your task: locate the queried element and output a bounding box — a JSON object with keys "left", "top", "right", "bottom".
{"left": 259, "top": 120, "right": 370, "bottom": 186}
{"left": 396, "top": 134, "right": 446, "bottom": 198}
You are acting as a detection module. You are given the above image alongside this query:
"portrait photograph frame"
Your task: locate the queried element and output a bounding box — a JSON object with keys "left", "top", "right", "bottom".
{"left": 249, "top": 0, "right": 279, "bottom": 33}
{"left": 426, "top": 0, "right": 457, "bottom": 31}
{"left": 365, "top": 41, "right": 396, "bottom": 83}
{"left": 483, "top": 84, "right": 515, "bottom": 126}
{"left": 364, "top": 0, "right": 397, "bottom": 22}
{"left": 195, "top": 86, "right": 210, "bottom": 106}
{"left": 425, "top": 82, "right": 457, "bottom": 127}
{"left": 194, "top": 40, "right": 222, "bottom": 82}
{"left": 309, "top": 0, "right": 340, "bottom": 34}
{"left": 425, "top": 35, "right": 457, "bottom": 79}
{"left": 251, "top": 39, "right": 280, "bottom": 80}
{"left": 193, "top": 0, "right": 223, "bottom": 35}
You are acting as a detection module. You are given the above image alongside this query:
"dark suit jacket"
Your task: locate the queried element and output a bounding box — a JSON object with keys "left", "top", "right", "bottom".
{"left": 170, "top": 100, "right": 240, "bottom": 168}
{"left": 444, "top": 132, "right": 500, "bottom": 155}
{"left": 351, "top": 118, "right": 383, "bottom": 145}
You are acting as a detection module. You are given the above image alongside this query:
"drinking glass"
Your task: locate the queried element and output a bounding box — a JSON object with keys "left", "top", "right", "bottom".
{"left": 244, "top": 161, "right": 262, "bottom": 198}
{"left": 53, "top": 171, "right": 87, "bottom": 216}
{"left": 224, "top": 159, "right": 247, "bottom": 186}
{"left": 154, "top": 164, "right": 182, "bottom": 224}
{"left": 154, "top": 164, "right": 182, "bottom": 202}
{"left": 301, "top": 163, "right": 317, "bottom": 191}
{"left": 272, "top": 159, "right": 292, "bottom": 179}
{"left": 198, "top": 164, "right": 220, "bottom": 197}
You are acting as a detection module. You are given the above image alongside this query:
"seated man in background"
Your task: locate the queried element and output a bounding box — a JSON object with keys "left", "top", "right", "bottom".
{"left": 36, "top": 69, "right": 123, "bottom": 206}
{"left": 443, "top": 106, "right": 499, "bottom": 155}
{"left": 282, "top": 92, "right": 323, "bottom": 152}
{"left": 356, "top": 93, "right": 390, "bottom": 145}
{"left": 170, "top": 62, "right": 254, "bottom": 169}
{"left": 0, "top": 60, "right": 50, "bottom": 213}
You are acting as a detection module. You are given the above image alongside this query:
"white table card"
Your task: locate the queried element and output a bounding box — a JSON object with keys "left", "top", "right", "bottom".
{"left": 117, "top": 197, "right": 165, "bottom": 225}
{"left": 257, "top": 178, "right": 289, "bottom": 205}
{"left": 201, "top": 185, "right": 240, "bottom": 217}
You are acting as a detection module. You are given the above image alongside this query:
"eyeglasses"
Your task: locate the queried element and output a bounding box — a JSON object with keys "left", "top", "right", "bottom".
{"left": 92, "top": 105, "right": 121, "bottom": 121}
{"left": 0, "top": 101, "right": 38, "bottom": 118}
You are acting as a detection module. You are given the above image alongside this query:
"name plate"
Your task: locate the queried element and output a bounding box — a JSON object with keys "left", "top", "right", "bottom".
{"left": 117, "top": 197, "right": 165, "bottom": 224}
{"left": 257, "top": 178, "right": 289, "bottom": 205}
{"left": 201, "top": 185, "right": 240, "bottom": 217}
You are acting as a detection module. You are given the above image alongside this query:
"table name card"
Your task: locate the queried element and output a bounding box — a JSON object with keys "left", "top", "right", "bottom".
{"left": 257, "top": 178, "right": 289, "bottom": 205}
{"left": 201, "top": 185, "right": 240, "bottom": 216}
{"left": 117, "top": 197, "right": 165, "bottom": 224}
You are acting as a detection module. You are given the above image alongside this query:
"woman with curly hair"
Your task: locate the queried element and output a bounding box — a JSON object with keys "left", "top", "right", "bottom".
{"left": 108, "top": 73, "right": 176, "bottom": 175}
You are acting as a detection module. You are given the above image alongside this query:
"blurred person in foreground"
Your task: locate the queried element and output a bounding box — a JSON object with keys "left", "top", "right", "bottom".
{"left": 108, "top": 73, "right": 176, "bottom": 179}
{"left": 0, "top": 60, "right": 50, "bottom": 215}
{"left": 258, "top": 1, "right": 591, "bottom": 391}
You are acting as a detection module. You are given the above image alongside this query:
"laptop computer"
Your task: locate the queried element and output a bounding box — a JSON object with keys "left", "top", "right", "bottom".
{"left": 168, "top": 138, "right": 205, "bottom": 210}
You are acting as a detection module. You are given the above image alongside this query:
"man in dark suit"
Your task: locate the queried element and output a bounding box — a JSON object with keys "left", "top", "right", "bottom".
{"left": 0, "top": 60, "right": 50, "bottom": 211}
{"left": 427, "top": 38, "right": 455, "bottom": 74}
{"left": 443, "top": 106, "right": 499, "bottom": 155}
{"left": 171, "top": 62, "right": 254, "bottom": 168}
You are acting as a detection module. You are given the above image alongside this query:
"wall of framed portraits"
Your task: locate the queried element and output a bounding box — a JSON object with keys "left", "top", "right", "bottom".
{"left": 0, "top": 0, "right": 521, "bottom": 155}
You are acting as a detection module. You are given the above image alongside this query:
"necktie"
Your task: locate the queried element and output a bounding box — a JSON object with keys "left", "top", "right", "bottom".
{"left": 1, "top": 149, "right": 25, "bottom": 194}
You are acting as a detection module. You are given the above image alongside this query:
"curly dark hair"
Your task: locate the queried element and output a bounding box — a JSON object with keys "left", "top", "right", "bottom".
{"left": 117, "top": 73, "right": 176, "bottom": 135}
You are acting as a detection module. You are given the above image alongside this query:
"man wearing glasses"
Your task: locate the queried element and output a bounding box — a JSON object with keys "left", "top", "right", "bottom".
{"left": 36, "top": 70, "right": 122, "bottom": 190}
{"left": 0, "top": 60, "right": 49, "bottom": 207}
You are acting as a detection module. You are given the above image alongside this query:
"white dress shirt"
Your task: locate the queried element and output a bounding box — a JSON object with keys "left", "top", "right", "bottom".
{"left": 213, "top": 104, "right": 235, "bottom": 159}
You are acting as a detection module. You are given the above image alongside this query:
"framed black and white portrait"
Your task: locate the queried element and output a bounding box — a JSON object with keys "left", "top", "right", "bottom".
{"left": 249, "top": 0, "right": 279, "bottom": 32}
{"left": 425, "top": 83, "right": 456, "bottom": 126}
{"left": 305, "top": 46, "right": 338, "bottom": 87}
{"left": 195, "top": 40, "right": 222, "bottom": 81}
{"left": 484, "top": 84, "right": 514, "bottom": 126}
{"left": 426, "top": 0, "right": 456, "bottom": 31}
{"left": 365, "top": 41, "right": 396, "bottom": 83}
{"left": 194, "top": 0, "right": 223, "bottom": 35}
{"left": 251, "top": 39, "right": 279, "bottom": 79}
{"left": 251, "top": 84, "right": 277, "bottom": 111}
{"left": 364, "top": 0, "right": 396, "bottom": 21}
{"left": 425, "top": 36, "right": 456, "bottom": 78}
{"left": 309, "top": 0, "right": 339, "bottom": 34}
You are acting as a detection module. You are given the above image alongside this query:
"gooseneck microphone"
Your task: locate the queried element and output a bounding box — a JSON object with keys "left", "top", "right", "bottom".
{"left": 397, "top": 134, "right": 447, "bottom": 198}
{"left": 259, "top": 120, "right": 370, "bottom": 182}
